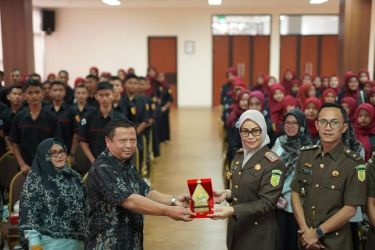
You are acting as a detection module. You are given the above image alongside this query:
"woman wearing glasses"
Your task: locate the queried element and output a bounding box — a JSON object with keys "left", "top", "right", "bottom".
{"left": 19, "top": 138, "right": 86, "bottom": 250}
{"left": 272, "top": 109, "right": 312, "bottom": 250}
{"left": 209, "top": 110, "right": 285, "bottom": 250}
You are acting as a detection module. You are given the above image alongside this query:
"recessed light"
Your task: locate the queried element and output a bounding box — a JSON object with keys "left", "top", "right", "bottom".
{"left": 209, "top": 0, "right": 222, "bottom": 6}
{"left": 309, "top": 0, "right": 329, "bottom": 4}
{"left": 102, "top": 0, "right": 121, "bottom": 6}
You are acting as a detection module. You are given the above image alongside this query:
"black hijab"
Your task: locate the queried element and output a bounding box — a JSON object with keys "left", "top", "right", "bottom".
{"left": 279, "top": 109, "right": 312, "bottom": 175}
{"left": 19, "top": 138, "right": 86, "bottom": 243}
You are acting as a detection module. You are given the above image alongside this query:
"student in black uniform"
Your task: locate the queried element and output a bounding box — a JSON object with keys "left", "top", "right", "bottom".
{"left": 79, "top": 81, "right": 126, "bottom": 163}
{"left": 8, "top": 79, "right": 62, "bottom": 174}
{"left": 85, "top": 74, "right": 99, "bottom": 107}
{"left": 156, "top": 72, "right": 173, "bottom": 143}
{"left": 45, "top": 81, "right": 77, "bottom": 159}
{"left": 122, "top": 74, "right": 150, "bottom": 175}
{"left": 109, "top": 76, "right": 127, "bottom": 114}
{"left": 71, "top": 84, "right": 96, "bottom": 128}
{"left": 58, "top": 70, "right": 75, "bottom": 105}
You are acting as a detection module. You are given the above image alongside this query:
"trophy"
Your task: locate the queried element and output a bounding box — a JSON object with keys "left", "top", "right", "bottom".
{"left": 187, "top": 178, "right": 214, "bottom": 218}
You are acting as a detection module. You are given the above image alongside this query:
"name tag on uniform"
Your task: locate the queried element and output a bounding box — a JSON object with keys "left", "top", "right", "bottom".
{"left": 303, "top": 168, "right": 312, "bottom": 175}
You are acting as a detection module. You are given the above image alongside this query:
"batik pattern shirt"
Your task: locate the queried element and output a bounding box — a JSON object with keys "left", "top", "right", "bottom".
{"left": 85, "top": 149, "right": 151, "bottom": 250}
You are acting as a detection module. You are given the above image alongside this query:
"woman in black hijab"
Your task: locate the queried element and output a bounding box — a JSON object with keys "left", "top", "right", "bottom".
{"left": 19, "top": 138, "right": 85, "bottom": 250}
{"left": 272, "top": 109, "right": 312, "bottom": 250}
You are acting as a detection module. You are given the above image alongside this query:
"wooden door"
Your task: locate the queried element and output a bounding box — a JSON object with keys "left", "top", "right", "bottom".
{"left": 148, "top": 37, "right": 177, "bottom": 107}
{"left": 212, "top": 35, "right": 270, "bottom": 106}
{"left": 212, "top": 36, "right": 230, "bottom": 107}
{"left": 280, "top": 35, "right": 298, "bottom": 80}
{"left": 300, "top": 36, "right": 318, "bottom": 77}
{"left": 320, "top": 35, "right": 339, "bottom": 77}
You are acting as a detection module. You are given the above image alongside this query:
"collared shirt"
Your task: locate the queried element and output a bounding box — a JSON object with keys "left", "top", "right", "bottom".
{"left": 85, "top": 149, "right": 151, "bottom": 250}
{"left": 45, "top": 102, "right": 75, "bottom": 151}
{"left": 8, "top": 108, "right": 62, "bottom": 165}
{"left": 2, "top": 105, "right": 24, "bottom": 136}
{"left": 290, "top": 143, "right": 367, "bottom": 228}
{"left": 78, "top": 108, "right": 127, "bottom": 158}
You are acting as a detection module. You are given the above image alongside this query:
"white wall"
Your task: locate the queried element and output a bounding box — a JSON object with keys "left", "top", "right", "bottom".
{"left": 44, "top": 6, "right": 338, "bottom": 107}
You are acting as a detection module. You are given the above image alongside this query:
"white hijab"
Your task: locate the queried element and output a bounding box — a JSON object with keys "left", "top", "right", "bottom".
{"left": 238, "top": 110, "right": 270, "bottom": 167}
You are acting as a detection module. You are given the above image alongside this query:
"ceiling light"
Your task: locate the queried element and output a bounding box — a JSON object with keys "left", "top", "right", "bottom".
{"left": 209, "top": 0, "right": 222, "bottom": 6}
{"left": 102, "top": 0, "right": 121, "bottom": 6}
{"left": 309, "top": 0, "right": 329, "bottom": 4}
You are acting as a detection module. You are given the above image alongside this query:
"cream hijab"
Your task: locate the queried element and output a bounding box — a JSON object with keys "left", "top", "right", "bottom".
{"left": 238, "top": 110, "right": 270, "bottom": 167}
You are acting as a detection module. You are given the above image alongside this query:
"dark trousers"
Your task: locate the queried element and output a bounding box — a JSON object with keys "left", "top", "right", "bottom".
{"left": 276, "top": 209, "right": 299, "bottom": 250}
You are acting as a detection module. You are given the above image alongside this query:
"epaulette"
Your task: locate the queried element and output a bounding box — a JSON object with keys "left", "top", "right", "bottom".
{"left": 301, "top": 145, "right": 318, "bottom": 151}
{"left": 236, "top": 148, "right": 244, "bottom": 154}
{"left": 265, "top": 151, "right": 279, "bottom": 163}
{"left": 344, "top": 148, "right": 362, "bottom": 162}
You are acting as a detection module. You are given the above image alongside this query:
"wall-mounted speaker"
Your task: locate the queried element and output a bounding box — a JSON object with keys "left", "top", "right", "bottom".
{"left": 41, "top": 10, "right": 55, "bottom": 35}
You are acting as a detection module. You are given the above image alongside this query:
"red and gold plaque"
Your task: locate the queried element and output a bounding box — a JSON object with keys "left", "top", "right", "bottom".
{"left": 187, "top": 178, "right": 214, "bottom": 218}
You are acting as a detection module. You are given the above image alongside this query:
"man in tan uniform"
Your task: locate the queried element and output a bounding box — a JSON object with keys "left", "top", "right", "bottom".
{"left": 366, "top": 152, "right": 375, "bottom": 250}
{"left": 291, "top": 103, "right": 367, "bottom": 250}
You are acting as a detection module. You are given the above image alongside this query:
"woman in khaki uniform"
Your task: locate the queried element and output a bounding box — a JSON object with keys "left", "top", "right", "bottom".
{"left": 209, "top": 110, "right": 285, "bottom": 250}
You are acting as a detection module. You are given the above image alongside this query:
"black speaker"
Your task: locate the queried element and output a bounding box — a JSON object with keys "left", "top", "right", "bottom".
{"left": 41, "top": 10, "right": 55, "bottom": 35}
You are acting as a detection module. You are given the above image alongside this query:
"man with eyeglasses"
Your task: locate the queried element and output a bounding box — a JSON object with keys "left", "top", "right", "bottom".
{"left": 291, "top": 103, "right": 367, "bottom": 250}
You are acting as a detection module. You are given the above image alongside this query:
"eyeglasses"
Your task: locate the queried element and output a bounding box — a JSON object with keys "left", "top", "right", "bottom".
{"left": 284, "top": 121, "right": 298, "bottom": 127}
{"left": 317, "top": 119, "right": 342, "bottom": 129}
{"left": 49, "top": 149, "right": 67, "bottom": 158}
{"left": 240, "top": 128, "right": 262, "bottom": 137}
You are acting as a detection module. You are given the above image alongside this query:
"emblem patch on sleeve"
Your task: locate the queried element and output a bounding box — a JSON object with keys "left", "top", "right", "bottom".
{"left": 270, "top": 169, "right": 282, "bottom": 187}
{"left": 355, "top": 165, "right": 366, "bottom": 182}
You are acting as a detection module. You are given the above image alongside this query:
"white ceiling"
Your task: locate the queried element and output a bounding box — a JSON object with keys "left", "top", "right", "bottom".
{"left": 32, "top": 0, "right": 339, "bottom": 9}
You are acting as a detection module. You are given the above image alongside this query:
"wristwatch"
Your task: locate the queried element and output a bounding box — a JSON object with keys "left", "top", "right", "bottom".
{"left": 315, "top": 226, "right": 325, "bottom": 238}
{"left": 171, "top": 196, "right": 176, "bottom": 206}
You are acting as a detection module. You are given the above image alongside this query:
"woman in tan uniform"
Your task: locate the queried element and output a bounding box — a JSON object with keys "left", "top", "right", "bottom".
{"left": 210, "top": 110, "right": 285, "bottom": 250}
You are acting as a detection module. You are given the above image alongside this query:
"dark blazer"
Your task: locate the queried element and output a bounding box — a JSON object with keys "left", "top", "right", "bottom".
{"left": 227, "top": 145, "right": 285, "bottom": 250}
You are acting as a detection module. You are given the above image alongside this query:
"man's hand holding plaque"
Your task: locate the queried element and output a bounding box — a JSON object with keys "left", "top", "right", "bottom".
{"left": 187, "top": 178, "right": 214, "bottom": 218}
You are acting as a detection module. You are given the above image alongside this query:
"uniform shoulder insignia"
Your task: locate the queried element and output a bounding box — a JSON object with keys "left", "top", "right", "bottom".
{"left": 265, "top": 151, "right": 279, "bottom": 163}
{"left": 344, "top": 148, "right": 362, "bottom": 162}
{"left": 236, "top": 148, "right": 244, "bottom": 154}
{"left": 301, "top": 145, "right": 318, "bottom": 151}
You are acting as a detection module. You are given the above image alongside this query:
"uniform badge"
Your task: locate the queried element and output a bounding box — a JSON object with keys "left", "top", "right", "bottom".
{"left": 355, "top": 165, "right": 366, "bottom": 182}
{"left": 303, "top": 168, "right": 312, "bottom": 175}
{"left": 168, "top": 88, "right": 172, "bottom": 94}
{"left": 332, "top": 170, "right": 339, "bottom": 177}
{"left": 131, "top": 106, "right": 136, "bottom": 115}
{"left": 226, "top": 171, "right": 232, "bottom": 180}
{"left": 152, "top": 97, "right": 157, "bottom": 102}
{"left": 145, "top": 104, "right": 150, "bottom": 110}
{"left": 305, "top": 163, "right": 312, "bottom": 168}
{"left": 75, "top": 115, "right": 81, "bottom": 123}
{"left": 270, "top": 169, "right": 282, "bottom": 187}
{"left": 254, "top": 164, "right": 262, "bottom": 171}
{"left": 265, "top": 151, "right": 279, "bottom": 162}
{"left": 235, "top": 161, "right": 240, "bottom": 165}
{"left": 151, "top": 103, "right": 156, "bottom": 110}
{"left": 81, "top": 118, "right": 87, "bottom": 126}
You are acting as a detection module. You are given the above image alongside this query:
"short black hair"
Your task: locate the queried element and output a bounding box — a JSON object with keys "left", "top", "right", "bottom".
{"left": 109, "top": 76, "right": 121, "bottom": 82}
{"left": 105, "top": 119, "right": 136, "bottom": 139}
{"left": 318, "top": 102, "right": 348, "bottom": 123}
{"left": 24, "top": 79, "right": 42, "bottom": 90}
{"left": 75, "top": 84, "right": 88, "bottom": 90}
{"left": 86, "top": 74, "right": 99, "bottom": 81}
{"left": 96, "top": 81, "right": 113, "bottom": 92}
{"left": 0, "top": 71, "right": 4, "bottom": 77}
{"left": 29, "top": 72, "right": 41, "bottom": 80}
{"left": 125, "top": 73, "right": 138, "bottom": 82}
{"left": 8, "top": 84, "right": 24, "bottom": 93}
{"left": 138, "top": 76, "right": 146, "bottom": 81}
{"left": 50, "top": 80, "right": 65, "bottom": 88}
{"left": 58, "top": 70, "right": 69, "bottom": 76}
